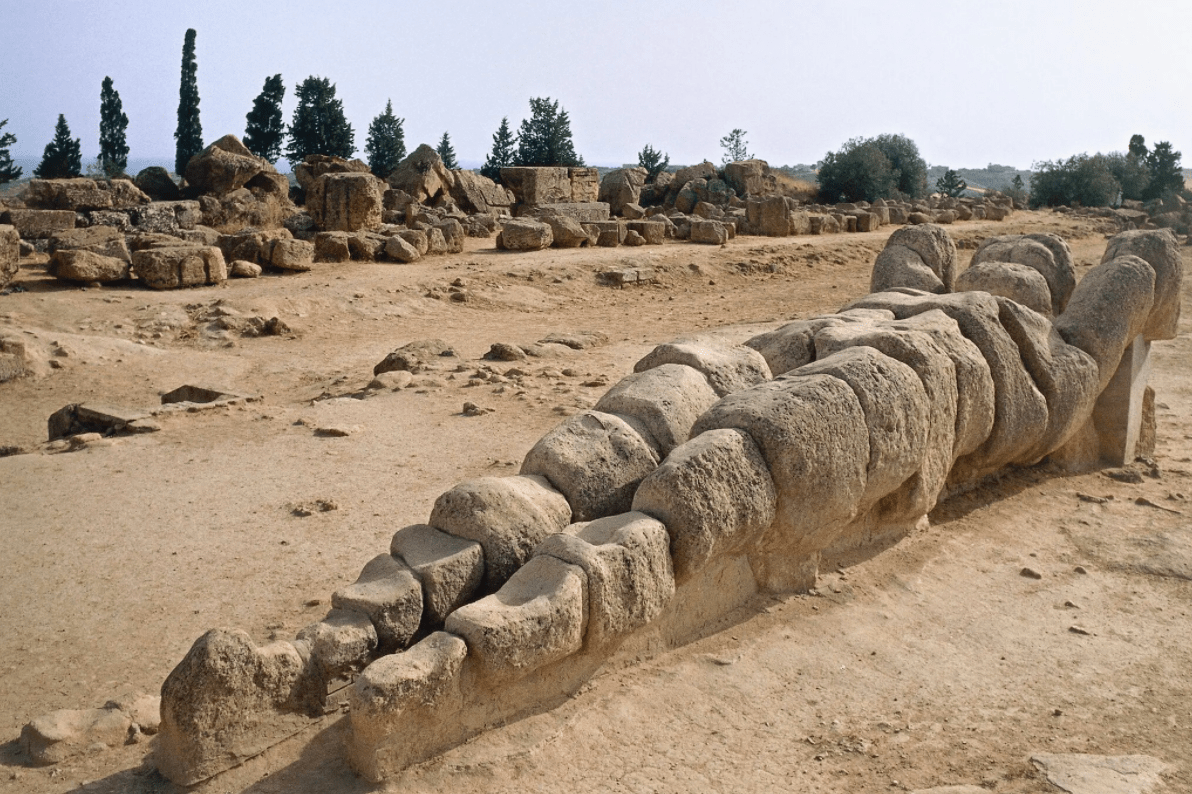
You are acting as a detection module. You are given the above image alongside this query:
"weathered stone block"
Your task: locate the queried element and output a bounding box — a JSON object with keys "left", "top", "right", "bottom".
{"left": 308, "top": 172, "right": 383, "bottom": 232}
{"left": 521, "top": 410, "right": 660, "bottom": 522}
{"left": 625, "top": 220, "right": 665, "bottom": 245}
{"left": 333, "top": 554, "right": 423, "bottom": 653}
{"left": 390, "top": 524, "right": 484, "bottom": 624}
{"left": 690, "top": 219, "right": 728, "bottom": 244}
{"left": 594, "top": 363, "right": 719, "bottom": 456}
{"left": 2, "top": 209, "right": 76, "bottom": 238}
{"left": 633, "top": 429, "right": 776, "bottom": 581}
{"left": 498, "top": 218, "right": 552, "bottom": 251}
{"left": 634, "top": 338, "right": 771, "bottom": 397}
{"left": 268, "top": 238, "right": 315, "bottom": 271}
{"left": 0, "top": 224, "right": 19, "bottom": 289}
{"left": 535, "top": 512, "right": 674, "bottom": 647}
{"left": 132, "top": 245, "right": 226, "bottom": 289}
{"left": 429, "top": 475, "right": 572, "bottom": 591}
{"left": 50, "top": 249, "right": 130, "bottom": 283}
{"left": 444, "top": 555, "right": 587, "bottom": 680}
{"left": 157, "top": 630, "right": 309, "bottom": 786}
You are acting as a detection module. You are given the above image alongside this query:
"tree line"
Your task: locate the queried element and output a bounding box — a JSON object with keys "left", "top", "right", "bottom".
{"left": 0, "top": 28, "right": 594, "bottom": 187}
{"left": 0, "top": 27, "right": 745, "bottom": 190}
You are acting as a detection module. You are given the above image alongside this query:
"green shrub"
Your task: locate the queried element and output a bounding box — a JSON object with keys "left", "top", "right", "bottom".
{"left": 1029, "top": 154, "right": 1120, "bottom": 208}
{"left": 816, "top": 133, "right": 927, "bottom": 203}
{"left": 816, "top": 137, "right": 897, "bottom": 203}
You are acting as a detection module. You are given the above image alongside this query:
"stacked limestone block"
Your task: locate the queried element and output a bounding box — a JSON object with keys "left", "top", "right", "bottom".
{"left": 156, "top": 226, "right": 1182, "bottom": 786}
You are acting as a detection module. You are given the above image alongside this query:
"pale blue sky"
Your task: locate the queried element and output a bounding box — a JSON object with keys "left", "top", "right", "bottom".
{"left": 2, "top": 0, "right": 1188, "bottom": 170}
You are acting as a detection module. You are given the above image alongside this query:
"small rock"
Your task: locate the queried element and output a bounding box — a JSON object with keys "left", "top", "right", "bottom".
{"left": 1076, "top": 492, "right": 1109, "bottom": 504}
{"left": 1134, "top": 496, "right": 1182, "bottom": 514}
{"left": 462, "top": 402, "right": 491, "bottom": 417}
{"left": 485, "top": 343, "right": 526, "bottom": 362}
{"left": 1020, "top": 567, "right": 1043, "bottom": 579}
{"left": 1074, "top": 565, "right": 1088, "bottom": 574}
{"left": 229, "top": 260, "right": 262, "bottom": 278}
{"left": 1068, "top": 625, "right": 1092, "bottom": 635}
{"left": 1104, "top": 468, "right": 1144, "bottom": 484}
{"left": 126, "top": 418, "right": 162, "bottom": 434}
{"left": 291, "top": 499, "right": 338, "bottom": 516}
{"left": 368, "top": 370, "right": 413, "bottom": 390}
{"left": 314, "top": 425, "right": 356, "bottom": 437}
{"left": 1031, "top": 752, "right": 1166, "bottom": 794}
{"left": 68, "top": 432, "right": 104, "bottom": 450}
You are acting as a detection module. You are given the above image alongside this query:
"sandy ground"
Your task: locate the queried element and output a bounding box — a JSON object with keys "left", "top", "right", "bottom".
{"left": 1, "top": 211, "right": 1190, "bottom": 793}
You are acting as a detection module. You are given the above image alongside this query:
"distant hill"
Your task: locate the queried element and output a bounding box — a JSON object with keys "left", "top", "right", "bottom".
{"left": 926, "top": 164, "right": 1031, "bottom": 194}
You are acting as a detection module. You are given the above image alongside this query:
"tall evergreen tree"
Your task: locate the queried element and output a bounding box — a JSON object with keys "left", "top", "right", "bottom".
{"left": 98, "top": 76, "right": 129, "bottom": 177}
{"left": 364, "top": 100, "right": 405, "bottom": 178}
{"left": 285, "top": 76, "right": 355, "bottom": 166}
{"left": 174, "top": 28, "right": 203, "bottom": 175}
{"left": 0, "top": 119, "right": 21, "bottom": 185}
{"left": 436, "top": 131, "right": 459, "bottom": 169}
{"left": 34, "top": 115, "right": 82, "bottom": 179}
{"left": 480, "top": 117, "right": 516, "bottom": 182}
{"left": 637, "top": 144, "right": 669, "bottom": 181}
{"left": 515, "top": 97, "right": 583, "bottom": 167}
{"left": 719, "top": 129, "right": 750, "bottom": 165}
{"left": 934, "top": 168, "right": 967, "bottom": 197}
{"left": 243, "top": 74, "right": 286, "bottom": 164}
{"left": 1143, "top": 141, "right": 1183, "bottom": 200}
{"left": 1128, "top": 134, "right": 1148, "bottom": 159}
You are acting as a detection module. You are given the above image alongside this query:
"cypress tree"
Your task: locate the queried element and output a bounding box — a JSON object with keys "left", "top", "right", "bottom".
{"left": 364, "top": 100, "right": 405, "bottom": 178}
{"left": 1143, "top": 141, "right": 1184, "bottom": 201}
{"left": 637, "top": 144, "right": 669, "bottom": 182}
{"left": 99, "top": 76, "right": 130, "bottom": 177}
{"left": 284, "top": 76, "right": 355, "bottom": 166}
{"left": 480, "top": 117, "right": 516, "bottom": 182}
{"left": 515, "top": 98, "right": 583, "bottom": 167}
{"left": 243, "top": 74, "right": 286, "bottom": 164}
{"left": 436, "top": 131, "right": 458, "bottom": 169}
{"left": 0, "top": 119, "right": 21, "bottom": 185}
{"left": 34, "top": 115, "right": 82, "bottom": 179}
{"left": 174, "top": 28, "right": 203, "bottom": 175}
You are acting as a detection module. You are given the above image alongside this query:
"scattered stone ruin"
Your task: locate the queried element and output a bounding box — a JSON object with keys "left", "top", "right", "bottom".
{"left": 0, "top": 136, "right": 1037, "bottom": 298}
{"left": 140, "top": 224, "right": 1181, "bottom": 786}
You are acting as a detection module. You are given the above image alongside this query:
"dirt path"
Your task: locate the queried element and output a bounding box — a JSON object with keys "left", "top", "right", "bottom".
{"left": 1, "top": 211, "right": 1188, "bottom": 793}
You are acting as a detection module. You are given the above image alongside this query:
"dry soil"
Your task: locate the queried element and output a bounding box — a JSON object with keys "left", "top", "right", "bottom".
{"left": 1, "top": 211, "right": 1189, "bottom": 793}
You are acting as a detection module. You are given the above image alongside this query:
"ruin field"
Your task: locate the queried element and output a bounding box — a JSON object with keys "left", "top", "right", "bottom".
{"left": 2, "top": 210, "right": 1191, "bottom": 793}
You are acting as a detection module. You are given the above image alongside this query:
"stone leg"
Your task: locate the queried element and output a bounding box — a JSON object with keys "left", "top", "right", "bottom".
{"left": 1092, "top": 335, "right": 1151, "bottom": 466}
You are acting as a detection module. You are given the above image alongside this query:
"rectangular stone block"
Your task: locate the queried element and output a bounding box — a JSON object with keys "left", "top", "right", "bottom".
{"left": 535, "top": 512, "right": 675, "bottom": 648}
{"left": 0, "top": 224, "right": 18, "bottom": 288}
{"left": 521, "top": 202, "right": 610, "bottom": 223}
{"left": 568, "top": 168, "right": 600, "bottom": 203}
{"left": 132, "top": 245, "right": 227, "bottom": 290}
{"left": 746, "top": 196, "right": 791, "bottom": 236}
{"left": 1093, "top": 335, "right": 1151, "bottom": 465}
{"left": 390, "top": 524, "right": 484, "bottom": 624}
{"left": 789, "top": 211, "right": 811, "bottom": 235}
{"left": 332, "top": 554, "right": 423, "bottom": 653}
{"left": 2, "top": 209, "right": 76, "bottom": 239}
{"left": 853, "top": 212, "right": 878, "bottom": 232}
{"left": 626, "top": 220, "right": 665, "bottom": 245}
{"left": 443, "top": 555, "right": 587, "bottom": 681}
{"left": 589, "top": 220, "right": 625, "bottom": 247}
{"left": 500, "top": 167, "right": 571, "bottom": 206}
{"left": 690, "top": 220, "right": 728, "bottom": 245}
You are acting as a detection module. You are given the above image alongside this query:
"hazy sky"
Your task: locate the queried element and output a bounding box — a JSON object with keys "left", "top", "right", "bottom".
{"left": 2, "top": 0, "right": 1188, "bottom": 171}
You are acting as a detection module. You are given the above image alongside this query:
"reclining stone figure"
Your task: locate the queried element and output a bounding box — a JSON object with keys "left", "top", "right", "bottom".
{"left": 155, "top": 225, "right": 1182, "bottom": 785}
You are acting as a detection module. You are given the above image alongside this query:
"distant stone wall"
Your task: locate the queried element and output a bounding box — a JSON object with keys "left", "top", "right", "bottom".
{"left": 154, "top": 226, "right": 1182, "bottom": 786}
